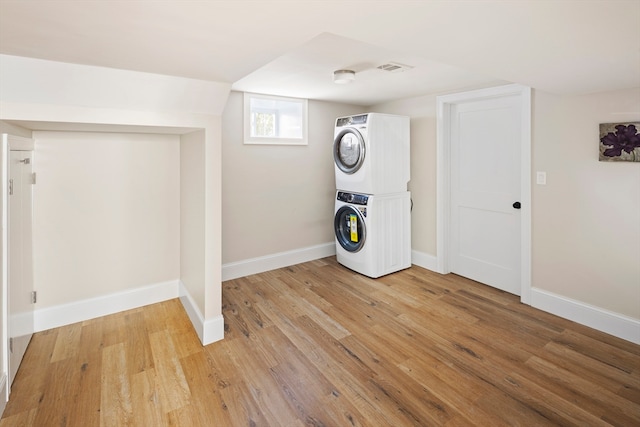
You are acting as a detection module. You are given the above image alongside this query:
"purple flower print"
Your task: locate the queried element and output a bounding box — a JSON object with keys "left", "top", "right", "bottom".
{"left": 600, "top": 124, "right": 640, "bottom": 157}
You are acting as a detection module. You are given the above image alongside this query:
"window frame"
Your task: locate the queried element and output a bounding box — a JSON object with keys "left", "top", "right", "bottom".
{"left": 243, "top": 92, "right": 308, "bottom": 146}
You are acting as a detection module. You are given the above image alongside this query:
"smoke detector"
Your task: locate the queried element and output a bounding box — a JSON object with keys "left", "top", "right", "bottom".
{"left": 333, "top": 69, "right": 356, "bottom": 84}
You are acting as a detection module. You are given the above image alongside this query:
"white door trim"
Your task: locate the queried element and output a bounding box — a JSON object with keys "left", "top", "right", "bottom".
{"left": 436, "top": 84, "right": 532, "bottom": 304}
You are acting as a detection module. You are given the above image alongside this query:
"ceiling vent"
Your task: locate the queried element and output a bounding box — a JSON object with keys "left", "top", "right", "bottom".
{"left": 376, "top": 62, "right": 414, "bottom": 73}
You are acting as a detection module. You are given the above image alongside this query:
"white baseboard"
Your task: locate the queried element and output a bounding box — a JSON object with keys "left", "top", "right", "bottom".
{"left": 202, "top": 315, "right": 225, "bottom": 345}
{"left": 411, "top": 250, "right": 438, "bottom": 272}
{"left": 408, "top": 254, "right": 639, "bottom": 344}
{"left": 531, "top": 287, "right": 640, "bottom": 345}
{"left": 33, "top": 256, "right": 637, "bottom": 349}
{"left": 221, "top": 246, "right": 439, "bottom": 280}
{"left": 222, "top": 242, "right": 336, "bottom": 281}
{"left": 34, "top": 280, "right": 180, "bottom": 332}
{"left": 178, "top": 281, "right": 224, "bottom": 346}
{"left": 33, "top": 279, "right": 225, "bottom": 346}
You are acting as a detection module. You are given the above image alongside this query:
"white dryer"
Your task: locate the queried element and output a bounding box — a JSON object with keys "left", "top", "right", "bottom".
{"left": 334, "top": 190, "right": 411, "bottom": 278}
{"left": 334, "top": 113, "right": 410, "bottom": 195}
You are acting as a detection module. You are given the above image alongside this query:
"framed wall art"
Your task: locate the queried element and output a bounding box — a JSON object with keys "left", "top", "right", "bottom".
{"left": 599, "top": 122, "right": 640, "bottom": 162}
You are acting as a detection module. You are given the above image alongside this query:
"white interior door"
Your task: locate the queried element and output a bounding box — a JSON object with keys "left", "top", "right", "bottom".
{"left": 0, "top": 136, "right": 6, "bottom": 412}
{"left": 449, "top": 95, "right": 523, "bottom": 295}
{"left": 8, "top": 149, "right": 34, "bottom": 385}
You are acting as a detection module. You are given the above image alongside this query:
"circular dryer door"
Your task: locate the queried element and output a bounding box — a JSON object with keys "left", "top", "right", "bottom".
{"left": 334, "top": 205, "right": 366, "bottom": 252}
{"left": 334, "top": 128, "right": 365, "bottom": 174}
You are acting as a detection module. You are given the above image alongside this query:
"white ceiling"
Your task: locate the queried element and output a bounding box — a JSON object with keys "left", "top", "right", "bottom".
{"left": 0, "top": 1, "right": 639, "bottom": 106}
{"left": 232, "top": 32, "right": 507, "bottom": 105}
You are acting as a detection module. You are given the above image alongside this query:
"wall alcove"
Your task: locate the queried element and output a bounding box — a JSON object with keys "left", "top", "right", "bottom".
{"left": 0, "top": 118, "right": 224, "bottom": 345}
{"left": 0, "top": 57, "right": 232, "bottom": 384}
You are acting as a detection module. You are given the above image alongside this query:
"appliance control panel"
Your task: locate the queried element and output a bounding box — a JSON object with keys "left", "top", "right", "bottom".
{"left": 337, "top": 191, "right": 369, "bottom": 205}
{"left": 336, "top": 114, "right": 368, "bottom": 127}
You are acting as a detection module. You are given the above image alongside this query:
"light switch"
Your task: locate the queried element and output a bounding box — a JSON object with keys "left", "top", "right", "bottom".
{"left": 536, "top": 171, "right": 547, "bottom": 185}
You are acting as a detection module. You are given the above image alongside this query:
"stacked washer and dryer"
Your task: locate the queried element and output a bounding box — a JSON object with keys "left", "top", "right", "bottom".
{"left": 333, "top": 113, "right": 411, "bottom": 278}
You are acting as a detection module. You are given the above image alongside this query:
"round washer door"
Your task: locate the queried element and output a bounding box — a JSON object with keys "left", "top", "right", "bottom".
{"left": 334, "top": 205, "right": 366, "bottom": 252}
{"left": 334, "top": 128, "right": 365, "bottom": 174}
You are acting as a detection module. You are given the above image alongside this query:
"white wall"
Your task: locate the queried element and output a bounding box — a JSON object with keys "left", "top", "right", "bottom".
{"left": 202, "top": 116, "right": 223, "bottom": 326}
{"left": 180, "top": 130, "right": 205, "bottom": 313}
{"left": 532, "top": 89, "right": 640, "bottom": 319}
{"left": 220, "top": 91, "right": 362, "bottom": 275}
{"left": 32, "top": 131, "right": 180, "bottom": 307}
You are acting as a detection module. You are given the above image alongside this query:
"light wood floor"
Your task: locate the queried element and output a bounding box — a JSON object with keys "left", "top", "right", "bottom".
{"left": 1, "top": 257, "right": 639, "bottom": 426}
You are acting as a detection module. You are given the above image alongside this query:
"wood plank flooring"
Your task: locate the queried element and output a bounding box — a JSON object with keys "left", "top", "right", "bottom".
{"left": 1, "top": 257, "right": 639, "bottom": 426}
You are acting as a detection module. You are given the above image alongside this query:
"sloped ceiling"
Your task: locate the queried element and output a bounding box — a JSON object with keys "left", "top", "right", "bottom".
{"left": 0, "top": 1, "right": 638, "bottom": 106}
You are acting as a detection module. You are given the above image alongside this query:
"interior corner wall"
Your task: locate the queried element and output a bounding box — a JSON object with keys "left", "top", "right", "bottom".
{"left": 180, "top": 130, "right": 206, "bottom": 315}
{"left": 220, "top": 91, "right": 363, "bottom": 265}
{"left": 531, "top": 88, "right": 640, "bottom": 319}
{"left": 32, "top": 131, "right": 181, "bottom": 308}
{"left": 369, "top": 95, "right": 438, "bottom": 258}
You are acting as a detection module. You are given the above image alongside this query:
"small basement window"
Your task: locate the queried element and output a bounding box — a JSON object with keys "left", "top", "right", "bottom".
{"left": 244, "top": 92, "right": 308, "bottom": 145}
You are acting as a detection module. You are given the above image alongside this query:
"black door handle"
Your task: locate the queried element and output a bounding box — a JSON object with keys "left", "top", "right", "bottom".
{"left": 513, "top": 202, "right": 521, "bottom": 209}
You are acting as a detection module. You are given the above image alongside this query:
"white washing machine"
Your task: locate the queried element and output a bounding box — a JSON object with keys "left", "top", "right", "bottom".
{"left": 334, "top": 190, "right": 411, "bottom": 278}
{"left": 334, "top": 113, "right": 410, "bottom": 195}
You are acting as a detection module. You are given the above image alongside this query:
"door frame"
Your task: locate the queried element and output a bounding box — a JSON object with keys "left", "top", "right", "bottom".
{"left": 436, "top": 84, "right": 532, "bottom": 304}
